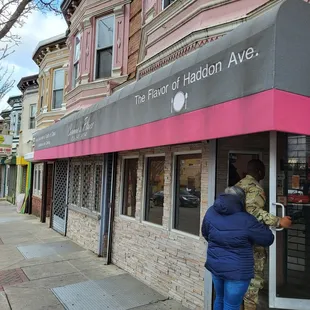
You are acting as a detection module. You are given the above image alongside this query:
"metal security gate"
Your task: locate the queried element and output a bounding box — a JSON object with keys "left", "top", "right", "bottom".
{"left": 21, "top": 166, "right": 27, "bottom": 193}
{"left": 52, "top": 160, "right": 69, "bottom": 235}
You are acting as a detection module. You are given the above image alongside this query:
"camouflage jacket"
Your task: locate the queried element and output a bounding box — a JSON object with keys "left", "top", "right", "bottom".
{"left": 236, "top": 175, "right": 280, "bottom": 227}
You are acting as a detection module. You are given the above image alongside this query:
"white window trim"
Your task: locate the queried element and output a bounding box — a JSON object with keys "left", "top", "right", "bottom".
{"left": 141, "top": 153, "right": 165, "bottom": 226}
{"left": 33, "top": 164, "right": 43, "bottom": 198}
{"left": 170, "top": 150, "right": 202, "bottom": 238}
{"left": 70, "top": 162, "right": 82, "bottom": 207}
{"left": 69, "top": 159, "right": 102, "bottom": 214}
{"left": 119, "top": 156, "right": 139, "bottom": 220}
{"left": 72, "top": 33, "right": 81, "bottom": 88}
{"left": 29, "top": 104, "right": 36, "bottom": 129}
{"left": 94, "top": 14, "right": 115, "bottom": 81}
{"left": 162, "top": 0, "right": 175, "bottom": 10}
{"left": 40, "top": 78, "right": 44, "bottom": 112}
{"left": 52, "top": 68, "right": 64, "bottom": 110}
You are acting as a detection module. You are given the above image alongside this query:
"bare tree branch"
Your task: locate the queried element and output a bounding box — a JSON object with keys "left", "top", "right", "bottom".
{"left": 0, "top": 65, "right": 15, "bottom": 100}
{"left": 0, "top": 0, "right": 61, "bottom": 99}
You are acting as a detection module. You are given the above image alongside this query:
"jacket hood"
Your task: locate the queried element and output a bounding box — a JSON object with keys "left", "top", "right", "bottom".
{"left": 213, "top": 194, "right": 244, "bottom": 215}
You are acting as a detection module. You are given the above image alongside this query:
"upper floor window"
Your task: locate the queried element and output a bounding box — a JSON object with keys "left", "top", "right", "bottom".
{"left": 29, "top": 104, "right": 36, "bottom": 129}
{"left": 162, "top": 0, "right": 175, "bottom": 9}
{"left": 40, "top": 78, "right": 44, "bottom": 111}
{"left": 52, "top": 69, "right": 64, "bottom": 109}
{"left": 95, "top": 15, "right": 114, "bottom": 79}
{"left": 73, "top": 34, "right": 81, "bottom": 87}
{"left": 17, "top": 113, "right": 21, "bottom": 135}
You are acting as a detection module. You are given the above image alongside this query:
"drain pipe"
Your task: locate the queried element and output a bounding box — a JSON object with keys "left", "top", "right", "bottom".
{"left": 106, "top": 152, "right": 117, "bottom": 265}
{"left": 98, "top": 154, "right": 108, "bottom": 257}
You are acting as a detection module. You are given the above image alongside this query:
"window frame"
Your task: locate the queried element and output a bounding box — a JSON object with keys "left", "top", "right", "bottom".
{"left": 120, "top": 156, "right": 139, "bottom": 219}
{"left": 94, "top": 14, "right": 115, "bottom": 80}
{"left": 72, "top": 33, "right": 81, "bottom": 88}
{"left": 33, "top": 164, "right": 43, "bottom": 197}
{"left": 162, "top": 0, "right": 175, "bottom": 10}
{"left": 171, "top": 150, "right": 202, "bottom": 237}
{"left": 142, "top": 154, "right": 165, "bottom": 226}
{"left": 68, "top": 158, "right": 103, "bottom": 214}
{"left": 29, "top": 104, "right": 36, "bottom": 129}
{"left": 40, "top": 78, "right": 44, "bottom": 111}
{"left": 16, "top": 113, "right": 21, "bottom": 135}
{"left": 52, "top": 68, "right": 65, "bottom": 110}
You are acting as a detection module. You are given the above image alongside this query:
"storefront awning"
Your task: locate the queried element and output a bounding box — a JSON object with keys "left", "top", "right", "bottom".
{"left": 34, "top": 0, "right": 310, "bottom": 160}
{"left": 5, "top": 156, "right": 16, "bottom": 165}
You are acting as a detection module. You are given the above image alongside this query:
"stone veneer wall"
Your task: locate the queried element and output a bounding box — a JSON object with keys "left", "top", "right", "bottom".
{"left": 112, "top": 142, "right": 209, "bottom": 309}
{"left": 66, "top": 208, "right": 100, "bottom": 254}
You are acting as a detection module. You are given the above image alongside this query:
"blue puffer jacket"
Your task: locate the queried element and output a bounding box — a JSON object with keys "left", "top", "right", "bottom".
{"left": 201, "top": 194, "right": 274, "bottom": 281}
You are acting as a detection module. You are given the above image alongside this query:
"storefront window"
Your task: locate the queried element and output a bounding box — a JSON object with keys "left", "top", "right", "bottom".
{"left": 122, "top": 158, "right": 138, "bottom": 218}
{"left": 174, "top": 153, "right": 201, "bottom": 235}
{"left": 145, "top": 156, "right": 165, "bottom": 225}
{"left": 276, "top": 133, "right": 310, "bottom": 299}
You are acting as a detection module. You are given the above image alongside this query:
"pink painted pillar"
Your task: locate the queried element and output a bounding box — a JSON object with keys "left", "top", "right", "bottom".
{"left": 122, "top": 4, "right": 130, "bottom": 75}
{"left": 113, "top": 5, "right": 125, "bottom": 76}
{"left": 81, "top": 18, "right": 93, "bottom": 84}
{"left": 66, "top": 36, "right": 74, "bottom": 93}
{"left": 88, "top": 17, "right": 96, "bottom": 82}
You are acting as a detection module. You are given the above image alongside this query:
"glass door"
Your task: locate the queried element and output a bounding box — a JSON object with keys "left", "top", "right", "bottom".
{"left": 269, "top": 132, "right": 310, "bottom": 309}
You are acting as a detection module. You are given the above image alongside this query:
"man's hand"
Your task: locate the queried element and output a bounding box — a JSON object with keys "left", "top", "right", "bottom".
{"left": 279, "top": 216, "right": 292, "bottom": 228}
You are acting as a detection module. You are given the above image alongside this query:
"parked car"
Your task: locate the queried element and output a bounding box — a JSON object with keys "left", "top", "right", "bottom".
{"left": 288, "top": 189, "right": 309, "bottom": 204}
{"left": 151, "top": 189, "right": 200, "bottom": 208}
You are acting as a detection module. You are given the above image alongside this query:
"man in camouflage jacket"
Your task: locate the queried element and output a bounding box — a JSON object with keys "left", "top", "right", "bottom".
{"left": 236, "top": 159, "right": 292, "bottom": 310}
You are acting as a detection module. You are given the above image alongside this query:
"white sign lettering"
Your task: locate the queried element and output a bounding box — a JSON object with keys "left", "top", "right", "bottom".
{"left": 134, "top": 47, "right": 259, "bottom": 105}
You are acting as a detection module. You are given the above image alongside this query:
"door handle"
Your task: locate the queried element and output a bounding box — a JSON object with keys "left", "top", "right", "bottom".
{"left": 272, "top": 202, "right": 285, "bottom": 231}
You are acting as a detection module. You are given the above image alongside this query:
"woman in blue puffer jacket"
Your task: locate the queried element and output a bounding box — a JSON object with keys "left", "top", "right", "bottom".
{"left": 201, "top": 186, "right": 274, "bottom": 310}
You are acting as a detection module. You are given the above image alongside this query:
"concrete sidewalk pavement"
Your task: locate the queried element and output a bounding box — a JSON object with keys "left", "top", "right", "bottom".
{"left": 0, "top": 202, "right": 188, "bottom": 310}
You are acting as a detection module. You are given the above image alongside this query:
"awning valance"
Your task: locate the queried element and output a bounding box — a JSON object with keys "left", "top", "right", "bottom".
{"left": 34, "top": 0, "right": 310, "bottom": 160}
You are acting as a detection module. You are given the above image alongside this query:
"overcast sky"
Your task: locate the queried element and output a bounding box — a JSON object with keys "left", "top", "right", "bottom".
{"left": 0, "top": 10, "right": 67, "bottom": 111}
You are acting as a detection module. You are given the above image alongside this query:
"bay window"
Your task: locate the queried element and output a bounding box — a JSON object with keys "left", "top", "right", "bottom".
{"left": 52, "top": 69, "right": 64, "bottom": 109}
{"left": 40, "top": 78, "right": 44, "bottom": 111}
{"left": 73, "top": 34, "right": 80, "bottom": 87}
{"left": 162, "top": 0, "right": 175, "bottom": 9}
{"left": 95, "top": 15, "right": 114, "bottom": 79}
{"left": 29, "top": 104, "right": 36, "bottom": 129}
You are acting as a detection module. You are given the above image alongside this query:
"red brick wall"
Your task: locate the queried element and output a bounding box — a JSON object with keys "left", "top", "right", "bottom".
{"left": 128, "top": 0, "right": 142, "bottom": 78}
{"left": 32, "top": 196, "right": 42, "bottom": 218}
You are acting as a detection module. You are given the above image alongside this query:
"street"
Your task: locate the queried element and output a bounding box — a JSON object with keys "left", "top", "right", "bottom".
{"left": 0, "top": 201, "right": 187, "bottom": 310}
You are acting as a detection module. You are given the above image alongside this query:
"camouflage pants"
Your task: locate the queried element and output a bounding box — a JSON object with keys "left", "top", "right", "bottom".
{"left": 244, "top": 246, "right": 266, "bottom": 307}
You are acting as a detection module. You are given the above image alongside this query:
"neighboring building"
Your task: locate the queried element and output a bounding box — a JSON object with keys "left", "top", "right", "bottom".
{"left": 5, "top": 96, "right": 22, "bottom": 204}
{"left": 41, "top": 0, "right": 142, "bottom": 252}
{"left": 32, "top": 33, "right": 69, "bottom": 129}
{"left": 33, "top": 1, "right": 310, "bottom": 309}
{"left": 0, "top": 109, "right": 13, "bottom": 198}
{"left": 8, "top": 96, "right": 22, "bottom": 154}
{"left": 0, "top": 109, "right": 11, "bottom": 135}
{"left": 30, "top": 34, "right": 68, "bottom": 221}
{"left": 15, "top": 75, "right": 39, "bottom": 212}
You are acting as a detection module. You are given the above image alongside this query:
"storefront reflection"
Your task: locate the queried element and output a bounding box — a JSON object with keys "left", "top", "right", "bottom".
{"left": 276, "top": 134, "right": 310, "bottom": 299}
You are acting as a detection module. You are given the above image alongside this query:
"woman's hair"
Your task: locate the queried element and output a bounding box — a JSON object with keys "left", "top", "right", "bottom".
{"left": 224, "top": 186, "right": 246, "bottom": 205}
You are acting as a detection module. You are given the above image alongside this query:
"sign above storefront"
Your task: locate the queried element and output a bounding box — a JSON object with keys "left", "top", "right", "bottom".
{"left": 0, "top": 135, "right": 12, "bottom": 157}
{"left": 34, "top": 0, "right": 310, "bottom": 156}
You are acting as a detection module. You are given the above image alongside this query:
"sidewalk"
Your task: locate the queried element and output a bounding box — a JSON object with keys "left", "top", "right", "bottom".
{"left": 0, "top": 202, "right": 188, "bottom": 310}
